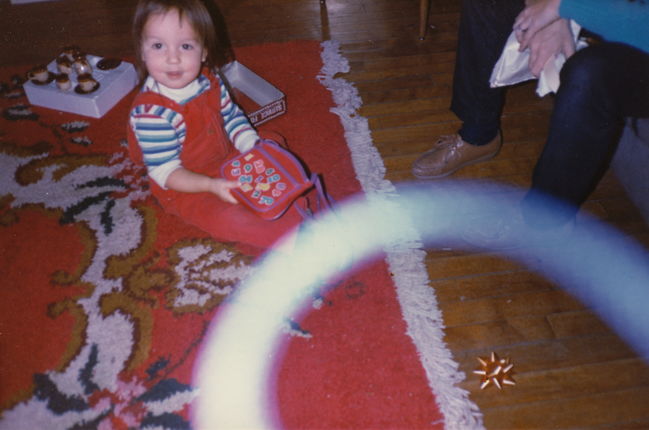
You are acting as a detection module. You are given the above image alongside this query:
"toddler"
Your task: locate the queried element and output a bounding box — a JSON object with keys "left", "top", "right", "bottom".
{"left": 127, "top": 0, "right": 304, "bottom": 253}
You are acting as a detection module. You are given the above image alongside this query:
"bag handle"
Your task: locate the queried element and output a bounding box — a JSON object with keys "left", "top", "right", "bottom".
{"left": 295, "top": 173, "right": 335, "bottom": 219}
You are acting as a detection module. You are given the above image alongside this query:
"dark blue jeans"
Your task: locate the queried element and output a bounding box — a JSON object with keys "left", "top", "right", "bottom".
{"left": 451, "top": 0, "right": 524, "bottom": 146}
{"left": 522, "top": 42, "right": 649, "bottom": 227}
{"left": 452, "top": 0, "right": 649, "bottom": 227}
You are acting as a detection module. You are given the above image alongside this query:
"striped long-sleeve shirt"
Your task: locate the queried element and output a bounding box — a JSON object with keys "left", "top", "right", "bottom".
{"left": 129, "top": 74, "right": 258, "bottom": 188}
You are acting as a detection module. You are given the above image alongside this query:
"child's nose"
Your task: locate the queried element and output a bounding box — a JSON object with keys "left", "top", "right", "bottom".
{"left": 167, "top": 48, "right": 181, "bottom": 64}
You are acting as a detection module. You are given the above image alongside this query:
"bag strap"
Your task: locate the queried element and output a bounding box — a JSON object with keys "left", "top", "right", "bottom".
{"left": 295, "top": 173, "right": 335, "bottom": 219}
{"left": 312, "top": 173, "right": 335, "bottom": 213}
{"left": 256, "top": 139, "right": 335, "bottom": 219}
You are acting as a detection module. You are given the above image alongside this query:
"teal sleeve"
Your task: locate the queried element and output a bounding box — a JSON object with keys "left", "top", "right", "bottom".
{"left": 560, "top": 0, "right": 649, "bottom": 53}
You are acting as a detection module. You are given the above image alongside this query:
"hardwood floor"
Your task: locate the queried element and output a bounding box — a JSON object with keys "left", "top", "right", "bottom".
{"left": 2, "top": 0, "right": 649, "bottom": 428}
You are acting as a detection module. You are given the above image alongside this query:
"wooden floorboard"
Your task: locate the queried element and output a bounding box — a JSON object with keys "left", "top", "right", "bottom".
{"left": 2, "top": 0, "right": 648, "bottom": 428}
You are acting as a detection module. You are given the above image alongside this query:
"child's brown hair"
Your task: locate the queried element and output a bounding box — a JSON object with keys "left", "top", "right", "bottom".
{"left": 132, "top": 0, "right": 229, "bottom": 82}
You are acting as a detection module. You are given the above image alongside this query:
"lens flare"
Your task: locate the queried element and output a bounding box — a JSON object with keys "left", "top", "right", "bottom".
{"left": 193, "top": 181, "right": 649, "bottom": 429}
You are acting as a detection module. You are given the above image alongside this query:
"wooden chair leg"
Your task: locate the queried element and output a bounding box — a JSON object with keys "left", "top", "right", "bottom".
{"left": 419, "top": 0, "right": 430, "bottom": 40}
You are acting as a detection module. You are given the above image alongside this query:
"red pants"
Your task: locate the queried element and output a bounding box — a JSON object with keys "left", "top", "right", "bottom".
{"left": 157, "top": 188, "right": 304, "bottom": 253}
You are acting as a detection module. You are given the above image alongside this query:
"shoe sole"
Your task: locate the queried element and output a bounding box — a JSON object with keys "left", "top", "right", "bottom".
{"left": 412, "top": 149, "right": 500, "bottom": 180}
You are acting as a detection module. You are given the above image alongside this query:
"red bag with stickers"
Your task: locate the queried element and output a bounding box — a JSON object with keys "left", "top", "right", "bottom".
{"left": 220, "top": 139, "right": 330, "bottom": 220}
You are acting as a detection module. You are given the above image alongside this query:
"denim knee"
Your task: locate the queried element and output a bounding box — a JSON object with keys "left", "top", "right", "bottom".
{"left": 559, "top": 44, "right": 624, "bottom": 109}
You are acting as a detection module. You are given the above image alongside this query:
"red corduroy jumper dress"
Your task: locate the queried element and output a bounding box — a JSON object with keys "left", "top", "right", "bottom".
{"left": 127, "top": 71, "right": 303, "bottom": 252}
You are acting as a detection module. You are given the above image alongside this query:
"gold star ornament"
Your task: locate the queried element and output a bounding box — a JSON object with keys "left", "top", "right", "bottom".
{"left": 474, "top": 352, "right": 516, "bottom": 390}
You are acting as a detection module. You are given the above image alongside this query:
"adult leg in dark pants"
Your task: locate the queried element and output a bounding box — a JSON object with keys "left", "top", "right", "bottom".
{"left": 521, "top": 42, "right": 649, "bottom": 228}
{"left": 412, "top": 0, "right": 524, "bottom": 179}
{"left": 452, "top": 0, "right": 524, "bottom": 145}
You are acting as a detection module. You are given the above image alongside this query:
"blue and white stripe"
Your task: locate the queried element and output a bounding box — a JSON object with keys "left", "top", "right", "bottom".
{"left": 130, "top": 73, "right": 259, "bottom": 188}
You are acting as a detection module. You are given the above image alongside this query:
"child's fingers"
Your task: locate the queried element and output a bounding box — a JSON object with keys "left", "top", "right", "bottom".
{"left": 209, "top": 179, "right": 240, "bottom": 204}
{"left": 222, "top": 191, "right": 238, "bottom": 204}
{"left": 222, "top": 180, "right": 240, "bottom": 204}
{"left": 219, "top": 188, "right": 239, "bottom": 204}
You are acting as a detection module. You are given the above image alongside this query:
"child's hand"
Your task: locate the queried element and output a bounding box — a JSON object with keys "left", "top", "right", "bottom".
{"left": 207, "top": 178, "right": 240, "bottom": 204}
{"left": 165, "top": 168, "right": 240, "bottom": 203}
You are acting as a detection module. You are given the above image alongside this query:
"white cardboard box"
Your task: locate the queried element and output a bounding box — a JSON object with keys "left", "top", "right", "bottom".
{"left": 23, "top": 55, "right": 138, "bottom": 118}
{"left": 221, "top": 61, "right": 286, "bottom": 126}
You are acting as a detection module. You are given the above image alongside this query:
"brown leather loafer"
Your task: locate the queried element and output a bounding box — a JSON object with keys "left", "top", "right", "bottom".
{"left": 411, "top": 133, "right": 502, "bottom": 179}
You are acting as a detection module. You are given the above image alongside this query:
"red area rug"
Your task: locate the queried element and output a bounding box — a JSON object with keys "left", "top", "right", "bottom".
{"left": 0, "top": 40, "right": 481, "bottom": 429}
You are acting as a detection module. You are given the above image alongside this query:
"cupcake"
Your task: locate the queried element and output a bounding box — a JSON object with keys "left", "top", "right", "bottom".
{"left": 27, "top": 64, "right": 49, "bottom": 83}
{"left": 61, "top": 45, "right": 81, "bottom": 61}
{"left": 74, "top": 56, "right": 92, "bottom": 75}
{"left": 56, "top": 73, "right": 72, "bottom": 91}
{"left": 77, "top": 73, "right": 98, "bottom": 92}
{"left": 56, "top": 56, "right": 73, "bottom": 75}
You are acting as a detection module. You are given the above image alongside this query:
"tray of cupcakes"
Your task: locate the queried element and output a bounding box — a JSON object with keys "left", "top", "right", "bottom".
{"left": 23, "top": 46, "right": 138, "bottom": 118}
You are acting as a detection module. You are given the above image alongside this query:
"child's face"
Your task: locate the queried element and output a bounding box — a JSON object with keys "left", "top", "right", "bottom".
{"left": 141, "top": 9, "right": 206, "bottom": 89}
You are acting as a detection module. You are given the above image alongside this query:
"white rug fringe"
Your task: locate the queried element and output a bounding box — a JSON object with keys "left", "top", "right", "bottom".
{"left": 317, "top": 40, "right": 484, "bottom": 430}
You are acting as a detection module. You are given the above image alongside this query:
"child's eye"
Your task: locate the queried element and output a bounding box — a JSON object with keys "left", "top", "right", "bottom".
{"left": 152, "top": 42, "right": 163, "bottom": 49}
{"left": 181, "top": 43, "right": 194, "bottom": 50}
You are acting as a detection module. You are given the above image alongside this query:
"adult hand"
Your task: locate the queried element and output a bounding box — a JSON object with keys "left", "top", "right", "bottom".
{"left": 526, "top": 18, "right": 575, "bottom": 77}
{"left": 514, "top": 0, "right": 562, "bottom": 49}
